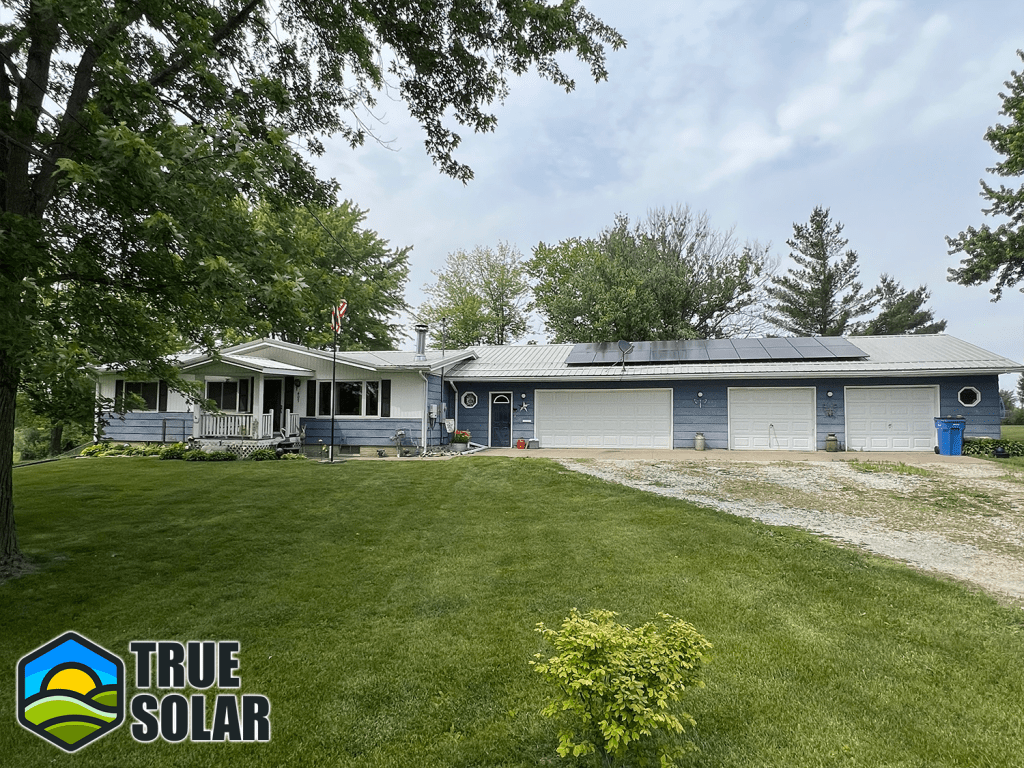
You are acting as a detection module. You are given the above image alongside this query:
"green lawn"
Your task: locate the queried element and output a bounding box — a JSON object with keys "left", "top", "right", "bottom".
{"left": 1002, "top": 424, "right": 1024, "bottom": 441}
{"left": 3, "top": 457, "right": 1024, "bottom": 767}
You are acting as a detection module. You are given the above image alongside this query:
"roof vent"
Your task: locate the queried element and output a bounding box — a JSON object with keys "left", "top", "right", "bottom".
{"left": 414, "top": 324, "right": 428, "bottom": 361}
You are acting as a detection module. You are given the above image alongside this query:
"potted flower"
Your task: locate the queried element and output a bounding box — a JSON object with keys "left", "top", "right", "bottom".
{"left": 451, "top": 430, "right": 471, "bottom": 452}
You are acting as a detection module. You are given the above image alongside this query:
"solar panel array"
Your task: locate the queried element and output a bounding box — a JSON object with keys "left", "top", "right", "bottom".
{"left": 564, "top": 337, "right": 868, "bottom": 366}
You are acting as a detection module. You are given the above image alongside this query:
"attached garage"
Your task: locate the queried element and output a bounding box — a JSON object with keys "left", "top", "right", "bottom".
{"left": 535, "top": 389, "right": 673, "bottom": 448}
{"left": 729, "top": 387, "right": 815, "bottom": 450}
{"left": 845, "top": 386, "right": 937, "bottom": 451}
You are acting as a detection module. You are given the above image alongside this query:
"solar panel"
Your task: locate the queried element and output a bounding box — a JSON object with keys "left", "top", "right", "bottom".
{"left": 564, "top": 337, "right": 868, "bottom": 365}
{"left": 817, "top": 337, "right": 868, "bottom": 358}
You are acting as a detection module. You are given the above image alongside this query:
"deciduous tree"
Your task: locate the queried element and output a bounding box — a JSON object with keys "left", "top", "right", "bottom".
{"left": 947, "top": 50, "right": 1024, "bottom": 299}
{"left": 417, "top": 243, "right": 531, "bottom": 347}
{"left": 766, "top": 207, "right": 877, "bottom": 336}
{"left": 0, "top": 0, "right": 624, "bottom": 570}
{"left": 529, "top": 206, "right": 775, "bottom": 343}
{"left": 253, "top": 201, "right": 411, "bottom": 351}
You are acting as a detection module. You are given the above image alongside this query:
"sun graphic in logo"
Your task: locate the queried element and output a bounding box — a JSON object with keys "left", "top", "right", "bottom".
{"left": 44, "top": 663, "right": 102, "bottom": 695}
{"left": 17, "top": 633, "right": 125, "bottom": 752}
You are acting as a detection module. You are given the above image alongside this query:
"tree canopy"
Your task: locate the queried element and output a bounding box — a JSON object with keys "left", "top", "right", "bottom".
{"left": 850, "top": 275, "right": 947, "bottom": 336}
{"left": 417, "top": 243, "right": 531, "bottom": 347}
{"left": 528, "top": 206, "right": 775, "bottom": 343}
{"left": 766, "top": 207, "right": 876, "bottom": 336}
{"left": 947, "top": 50, "right": 1024, "bottom": 299}
{"left": 0, "top": 0, "right": 624, "bottom": 569}
{"left": 251, "top": 201, "right": 410, "bottom": 351}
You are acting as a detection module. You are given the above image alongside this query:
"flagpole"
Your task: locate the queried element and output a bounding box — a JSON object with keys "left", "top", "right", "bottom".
{"left": 328, "top": 300, "right": 347, "bottom": 463}
{"left": 330, "top": 329, "right": 336, "bottom": 463}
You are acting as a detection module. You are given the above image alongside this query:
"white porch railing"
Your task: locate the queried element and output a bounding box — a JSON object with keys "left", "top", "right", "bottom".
{"left": 193, "top": 409, "right": 302, "bottom": 440}
{"left": 195, "top": 411, "right": 274, "bottom": 439}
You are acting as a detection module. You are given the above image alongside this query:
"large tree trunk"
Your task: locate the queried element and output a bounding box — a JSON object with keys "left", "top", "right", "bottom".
{"left": 0, "top": 350, "right": 23, "bottom": 568}
{"left": 49, "top": 424, "right": 64, "bottom": 456}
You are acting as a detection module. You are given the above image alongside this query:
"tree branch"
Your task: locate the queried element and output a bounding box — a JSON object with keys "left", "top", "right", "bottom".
{"left": 30, "top": 5, "right": 146, "bottom": 215}
{"left": 149, "top": 0, "right": 264, "bottom": 90}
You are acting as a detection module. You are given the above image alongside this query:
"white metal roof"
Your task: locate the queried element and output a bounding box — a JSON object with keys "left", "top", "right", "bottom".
{"left": 445, "top": 335, "right": 1024, "bottom": 381}
{"left": 181, "top": 354, "right": 314, "bottom": 376}
{"left": 222, "top": 338, "right": 477, "bottom": 372}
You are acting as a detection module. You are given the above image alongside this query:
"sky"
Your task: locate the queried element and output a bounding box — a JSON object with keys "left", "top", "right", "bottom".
{"left": 313, "top": 0, "right": 1024, "bottom": 391}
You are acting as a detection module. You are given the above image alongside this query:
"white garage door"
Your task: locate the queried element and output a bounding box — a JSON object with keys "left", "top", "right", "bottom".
{"left": 535, "top": 389, "right": 673, "bottom": 448}
{"left": 845, "top": 386, "right": 937, "bottom": 451}
{"left": 729, "top": 387, "right": 815, "bottom": 450}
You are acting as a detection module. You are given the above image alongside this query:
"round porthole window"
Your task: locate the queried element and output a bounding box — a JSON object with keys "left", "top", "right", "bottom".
{"left": 958, "top": 387, "right": 981, "bottom": 407}
{"left": 461, "top": 392, "right": 479, "bottom": 408}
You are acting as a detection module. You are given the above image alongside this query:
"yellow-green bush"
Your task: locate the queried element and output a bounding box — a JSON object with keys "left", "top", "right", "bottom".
{"left": 532, "top": 609, "right": 711, "bottom": 767}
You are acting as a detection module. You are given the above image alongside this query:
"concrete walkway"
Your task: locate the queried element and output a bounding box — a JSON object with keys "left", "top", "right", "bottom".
{"left": 472, "top": 447, "right": 988, "bottom": 465}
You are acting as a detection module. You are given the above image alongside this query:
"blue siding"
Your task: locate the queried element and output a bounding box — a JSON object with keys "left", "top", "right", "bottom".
{"left": 938, "top": 375, "right": 1002, "bottom": 439}
{"left": 426, "top": 374, "right": 443, "bottom": 448}
{"left": 301, "top": 417, "right": 422, "bottom": 449}
{"left": 453, "top": 382, "right": 540, "bottom": 447}
{"left": 453, "top": 374, "right": 1003, "bottom": 450}
{"left": 100, "top": 411, "right": 192, "bottom": 443}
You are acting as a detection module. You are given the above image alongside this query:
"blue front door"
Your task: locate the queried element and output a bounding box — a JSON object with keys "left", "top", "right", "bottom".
{"left": 490, "top": 394, "right": 512, "bottom": 447}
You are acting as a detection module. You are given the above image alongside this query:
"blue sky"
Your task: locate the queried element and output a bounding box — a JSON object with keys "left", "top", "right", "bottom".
{"left": 314, "top": 1, "right": 1024, "bottom": 390}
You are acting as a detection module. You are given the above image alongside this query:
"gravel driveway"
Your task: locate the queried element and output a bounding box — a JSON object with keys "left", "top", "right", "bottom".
{"left": 557, "top": 456, "right": 1024, "bottom": 604}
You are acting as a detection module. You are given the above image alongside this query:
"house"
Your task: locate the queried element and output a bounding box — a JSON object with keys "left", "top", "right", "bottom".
{"left": 96, "top": 329, "right": 1023, "bottom": 454}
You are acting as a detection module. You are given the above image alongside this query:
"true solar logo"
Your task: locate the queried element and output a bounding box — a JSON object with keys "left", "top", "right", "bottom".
{"left": 128, "top": 641, "right": 270, "bottom": 743}
{"left": 16, "top": 634, "right": 270, "bottom": 751}
{"left": 16, "top": 632, "right": 125, "bottom": 752}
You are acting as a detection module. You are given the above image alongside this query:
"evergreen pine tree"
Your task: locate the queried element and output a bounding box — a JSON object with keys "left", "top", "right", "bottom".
{"left": 766, "top": 207, "right": 877, "bottom": 336}
{"left": 851, "top": 275, "right": 947, "bottom": 335}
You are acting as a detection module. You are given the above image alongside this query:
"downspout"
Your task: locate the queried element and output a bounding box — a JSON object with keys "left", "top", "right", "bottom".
{"left": 448, "top": 380, "right": 460, "bottom": 435}
{"left": 419, "top": 370, "right": 429, "bottom": 453}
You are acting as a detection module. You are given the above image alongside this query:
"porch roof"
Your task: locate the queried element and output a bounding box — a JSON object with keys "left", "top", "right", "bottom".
{"left": 222, "top": 338, "right": 478, "bottom": 373}
{"left": 181, "top": 354, "right": 314, "bottom": 377}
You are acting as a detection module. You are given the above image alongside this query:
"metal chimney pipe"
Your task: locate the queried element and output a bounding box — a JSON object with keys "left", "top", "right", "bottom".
{"left": 414, "top": 323, "right": 428, "bottom": 361}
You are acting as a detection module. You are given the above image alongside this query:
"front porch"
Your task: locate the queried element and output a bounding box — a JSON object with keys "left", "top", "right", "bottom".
{"left": 192, "top": 409, "right": 303, "bottom": 440}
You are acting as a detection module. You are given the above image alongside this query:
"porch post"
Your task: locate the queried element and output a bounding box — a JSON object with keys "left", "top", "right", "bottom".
{"left": 253, "top": 374, "right": 264, "bottom": 439}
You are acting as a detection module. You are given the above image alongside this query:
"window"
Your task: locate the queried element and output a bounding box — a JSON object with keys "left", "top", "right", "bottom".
{"left": 461, "top": 391, "right": 478, "bottom": 408}
{"left": 115, "top": 380, "right": 165, "bottom": 411}
{"left": 315, "top": 380, "right": 391, "bottom": 417}
{"left": 206, "top": 379, "right": 251, "bottom": 412}
{"left": 335, "top": 382, "right": 362, "bottom": 416}
{"left": 958, "top": 387, "right": 981, "bottom": 407}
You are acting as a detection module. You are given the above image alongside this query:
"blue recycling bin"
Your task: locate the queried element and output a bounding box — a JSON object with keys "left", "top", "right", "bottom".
{"left": 934, "top": 418, "right": 966, "bottom": 456}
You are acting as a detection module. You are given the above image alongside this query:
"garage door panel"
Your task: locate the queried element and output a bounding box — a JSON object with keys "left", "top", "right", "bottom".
{"left": 729, "top": 388, "right": 815, "bottom": 451}
{"left": 536, "top": 389, "right": 673, "bottom": 449}
{"left": 846, "top": 387, "right": 936, "bottom": 451}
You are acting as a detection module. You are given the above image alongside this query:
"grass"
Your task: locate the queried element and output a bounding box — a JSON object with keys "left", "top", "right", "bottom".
{"left": 2, "top": 457, "right": 1024, "bottom": 767}
{"left": 1001, "top": 424, "right": 1024, "bottom": 441}
{"left": 847, "top": 460, "right": 934, "bottom": 477}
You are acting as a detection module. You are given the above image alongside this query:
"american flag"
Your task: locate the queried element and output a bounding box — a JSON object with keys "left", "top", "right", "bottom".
{"left": 331, "top": 301, "right": 347, "bottom": 333}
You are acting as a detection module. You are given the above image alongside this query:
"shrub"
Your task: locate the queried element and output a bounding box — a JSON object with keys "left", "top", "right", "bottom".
{"left": 248, "top": 448, "right": 279, "bottom": 461}
{"left": 182, "top": 449, "right": 209, "bottom": 461}
{"left": 206, "top": 451, "right": 238, "bottom": 461}
{"left": 80, "top": 443, "right": 110, "bottom": 457}
{"left": 963, "top": 438, "right": 1024, "bottom": 458}
{"left": 531, "top": 609, "right": 711, "bottom": 767}
{"left": 280, "top": 452, "right": 306, "bottom": 460}
{"left": 159, "top": 442, "right": 189, "bottom": 460}
{"left": 99, "top": 443, "right": 133, "bottom": 456}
